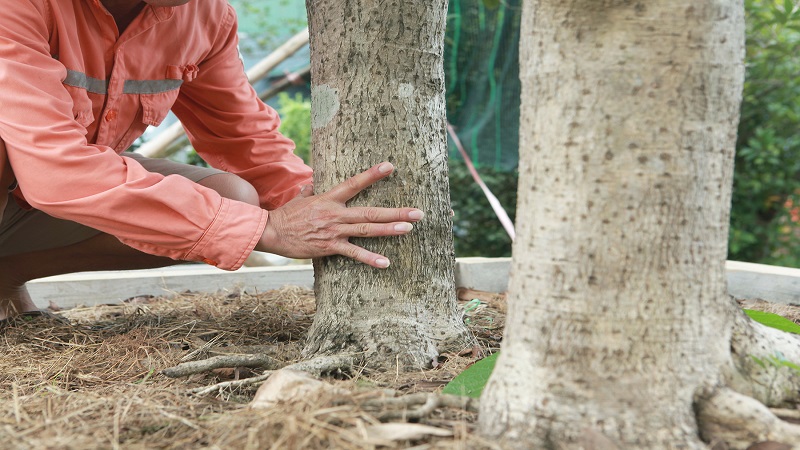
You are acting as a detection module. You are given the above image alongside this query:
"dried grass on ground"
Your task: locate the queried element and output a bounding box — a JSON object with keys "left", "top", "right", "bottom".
{"left": 1, "top": 285, "right": 797, "bottom": 449}
{"left": 0, "top": 286, "right": 503, "bottom": 449}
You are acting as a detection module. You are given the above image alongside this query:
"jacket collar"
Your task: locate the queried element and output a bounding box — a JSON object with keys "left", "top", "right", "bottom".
{"left": 150, "top": 5, "right": 175, "bottom": 21}
{"left": 86, "top": 0, "right": 175, "bottom": 22}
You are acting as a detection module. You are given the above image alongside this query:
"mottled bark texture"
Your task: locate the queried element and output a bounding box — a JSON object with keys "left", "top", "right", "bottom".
{"left": 302, "top": 0, "right": 473, "bottom": 370}
{"left": 479, "top": 1, "right": 800, "bottom": 448}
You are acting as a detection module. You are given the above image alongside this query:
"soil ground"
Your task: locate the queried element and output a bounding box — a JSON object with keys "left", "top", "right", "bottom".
{"left": 0, "top": 286, "right": 795, "bottom": 449}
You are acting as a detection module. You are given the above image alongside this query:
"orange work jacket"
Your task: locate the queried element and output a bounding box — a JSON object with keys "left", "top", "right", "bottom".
{"left": 0, "top": 0, "right": 312, "bottom": 270}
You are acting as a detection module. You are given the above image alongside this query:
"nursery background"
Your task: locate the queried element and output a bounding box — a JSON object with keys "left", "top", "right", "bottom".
{"left": 139, "top": 0, "right": 800, "bottom": 266}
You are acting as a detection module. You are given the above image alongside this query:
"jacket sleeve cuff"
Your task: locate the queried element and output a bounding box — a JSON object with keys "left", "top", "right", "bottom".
{"left": 184, "top": 198, "right": 268, "bottom": 271}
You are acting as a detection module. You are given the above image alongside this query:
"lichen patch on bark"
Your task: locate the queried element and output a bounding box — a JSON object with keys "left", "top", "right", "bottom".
{"left": 310, "top": 84, "right": 340, "bottom": 130}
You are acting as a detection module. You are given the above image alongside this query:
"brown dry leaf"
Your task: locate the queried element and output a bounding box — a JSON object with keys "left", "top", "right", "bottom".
{"left": 212, "top": 367, "right": 236, "bottom": 378}
{"left": 250, "top": 369, "right": 345, "bottom": 410}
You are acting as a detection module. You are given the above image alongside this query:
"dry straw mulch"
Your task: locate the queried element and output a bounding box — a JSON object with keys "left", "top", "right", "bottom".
{"left": 0, "top": 286, "right": 503, "bottom": 450}
{"left": 2, "top": 284, "right": 795, "bottom": 450}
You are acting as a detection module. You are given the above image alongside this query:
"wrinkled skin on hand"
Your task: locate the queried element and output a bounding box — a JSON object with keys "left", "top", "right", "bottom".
{"left": 256, "top": 162, "right": 424, "bottom": 268}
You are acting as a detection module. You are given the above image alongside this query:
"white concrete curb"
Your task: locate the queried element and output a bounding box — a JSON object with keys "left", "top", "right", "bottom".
{"left": 27, "top": 257, "right": 800, "bottom": 309}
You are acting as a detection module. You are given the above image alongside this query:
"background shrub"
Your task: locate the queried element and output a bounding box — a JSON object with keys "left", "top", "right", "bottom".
{"left": 276, "top": 92, "right": 312, "bottom": 164}
{"left": 731, "top": 0, "right": 800, "bottom": 266}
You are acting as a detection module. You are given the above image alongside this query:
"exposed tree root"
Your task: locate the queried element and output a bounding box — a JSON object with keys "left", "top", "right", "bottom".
{"left": 771, "top": 408, "right": 800, "bottom": 421}
{"left": 161, "top": 354, "right": 280, "bottom": 378}
{"left": 301, "top": 316, "right": 455, "bottom": 372}
{"left": 284, "top": 354, "right": 356, "bottom": 377}
{"left": 359, "top": 392, "right": 480, "bottom": 421}
{"left": 696, "top": 387, "right": 800, "bottom": 450}
{"left": 728, "top": 312, "right": 800, "bottom": 407}
{"left": 180, "top": 355, "right": 356, "bottom": 396}
{"left": 696, "top": 309, "right": 800, "bottom": 449}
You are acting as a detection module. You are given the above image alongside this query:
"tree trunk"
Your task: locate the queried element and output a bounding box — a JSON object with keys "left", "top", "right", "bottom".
{"left": 302, "top": 0, "right": 473, "bottom": 370}
{"left": 477, "top": 1, "right": 800, "bottom": 448}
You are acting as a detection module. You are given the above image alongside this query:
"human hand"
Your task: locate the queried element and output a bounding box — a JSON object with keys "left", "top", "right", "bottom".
{"left": 255, "top": 162, "right": 424, "bottom": 268}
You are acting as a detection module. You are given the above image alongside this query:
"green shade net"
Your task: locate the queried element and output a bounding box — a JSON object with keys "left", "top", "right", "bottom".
{"left": 445, "top": 0, "right": 522, "bottom": 172}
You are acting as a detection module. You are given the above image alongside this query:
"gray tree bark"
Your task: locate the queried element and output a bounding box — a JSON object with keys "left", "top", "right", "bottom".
{"left": 302, "top": 0, "right": 473, "bottom": 370}
{"left": 479, "top": 1, "right": 800, "bottom": 448}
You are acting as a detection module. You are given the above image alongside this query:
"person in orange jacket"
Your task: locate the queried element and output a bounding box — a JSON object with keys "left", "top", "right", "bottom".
{"left": 0, "top": 0, "right": 423, "bottom": 321}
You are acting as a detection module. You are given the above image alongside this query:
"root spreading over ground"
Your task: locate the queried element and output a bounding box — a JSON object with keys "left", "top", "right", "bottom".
{"left": 1, "top": 287, "right": 798, "bottom": 449}
{"left": 0, "top": 286, "right": 502, "bottom": 449}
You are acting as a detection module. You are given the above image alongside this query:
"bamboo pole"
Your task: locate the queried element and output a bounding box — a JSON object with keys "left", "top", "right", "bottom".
{"left": 245, "top": 28, "right": 310, "bottom": 84}
{"left": 258, "top": 65, "right": 310, "bottom": 102}
{"left": 136, "top": 28, "right": 310, "bottom": 159}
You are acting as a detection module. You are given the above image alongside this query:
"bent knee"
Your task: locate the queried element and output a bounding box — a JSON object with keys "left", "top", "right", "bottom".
{"left": 199, "top": 173, "right": 260, "bottom": 207}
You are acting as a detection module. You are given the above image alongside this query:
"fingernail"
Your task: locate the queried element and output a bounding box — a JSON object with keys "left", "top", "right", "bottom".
{"left": 408, "top": 210, "right": 424, "bottom": 220}
{"left": 378, "top": 162, "right": 394, "bottom": 174}
{"left": 376, "top": 258, "right": 390, "bottom": 268}
{"left": 394, "top": 223, "right": 413, "bottom": 232}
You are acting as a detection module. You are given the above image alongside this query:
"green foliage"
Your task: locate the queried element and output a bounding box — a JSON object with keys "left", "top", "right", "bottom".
{"left": 183, "top": 147, "right": 208, "bottom": 167}
{"left": 462, "top": 298, "right": 482, "bottom": 325}
{"left": 439, "top": 308, "right": 800, "bottom": 401}
{"left": 442, "top": 352, "right": 498, "bottom": 398}
{"left": 449, "top": 160, "right": 517, "bottom": 257}
{"left": 276, "top": 92, "right": 312, "bottom": 164}
{"left": 744, "top": 309, "right": 800, "bottom": 334}
{"left": 748, "top": 347, "right": 800, "bottom": 404}
{"left": 750, "top": 353, "right": 800, "bottom": 373}
{"left": 444, "top": 0, "right": 522, "bottom": 171}
{"left": 732, "top": 0, "right": 800, "bottom": 266}
{"left": 744, "top": 310, "right": 800, "bottom": 403}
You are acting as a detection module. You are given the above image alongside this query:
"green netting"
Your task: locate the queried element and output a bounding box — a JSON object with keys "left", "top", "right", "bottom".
{"left": 226, "top": 0, "right": 522, "bottom": 172}
{"left": 445, "top": 0, "right": 522, "bottom": 172}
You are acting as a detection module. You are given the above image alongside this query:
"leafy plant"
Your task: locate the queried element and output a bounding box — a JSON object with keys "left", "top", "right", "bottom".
{"left": 276, "top": 92, "right": 312, "bottom": 164}
{"left": 442, "top": 352, "right": 499, "bottom": 398}
{"left": 744, "top": 308, "right": 800, "bottom": 334}
{"left": 731, "top": 0, "right": 800, "bottom": 266}
{"left": 744, "top": 308, "right": 800, "bottom": 402}
{"left": 750, "top": 353, "right": 800, "bottom": 372}
{"left": 462, "top": 298, "right": 482, "bottom": 325}
{"left": 440, "top": 309, "right": 800, "bottom": 401}
{"left": 449, "top": 160, "right": 517, "bottom": 257}
{"left": 749, "top": 349, "right": 800, "bottom": 404}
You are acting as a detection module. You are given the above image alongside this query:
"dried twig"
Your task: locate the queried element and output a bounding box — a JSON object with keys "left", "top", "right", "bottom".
{"left": 0, "top": 284, "right": 505, "bottom": 449}
{"left": 161, "top": 354, "right": 280, "bottom": 378}
{"left": 189, "top": 372, "right": 275, "bottom": 396}
{"left": 187, "top": 355, "right": 357, "bottom": 396}
{"left": 179, "top": 332, "right": 224, "bottom": 362}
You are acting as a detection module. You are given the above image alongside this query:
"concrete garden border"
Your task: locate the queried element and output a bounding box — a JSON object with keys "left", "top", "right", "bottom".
{"left": 27, "top": 257, "right": 800, "bottom": 309}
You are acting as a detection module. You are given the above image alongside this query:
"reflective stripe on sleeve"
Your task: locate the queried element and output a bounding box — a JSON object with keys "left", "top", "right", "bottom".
{"left": 63, "top": 69, "right": 108, "bottom": 94}
{"left": 63, "top": 69, "right": 183, "bottom": 95}
{"left": 123, "top": 79, "right": 183, "bottom": 94}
